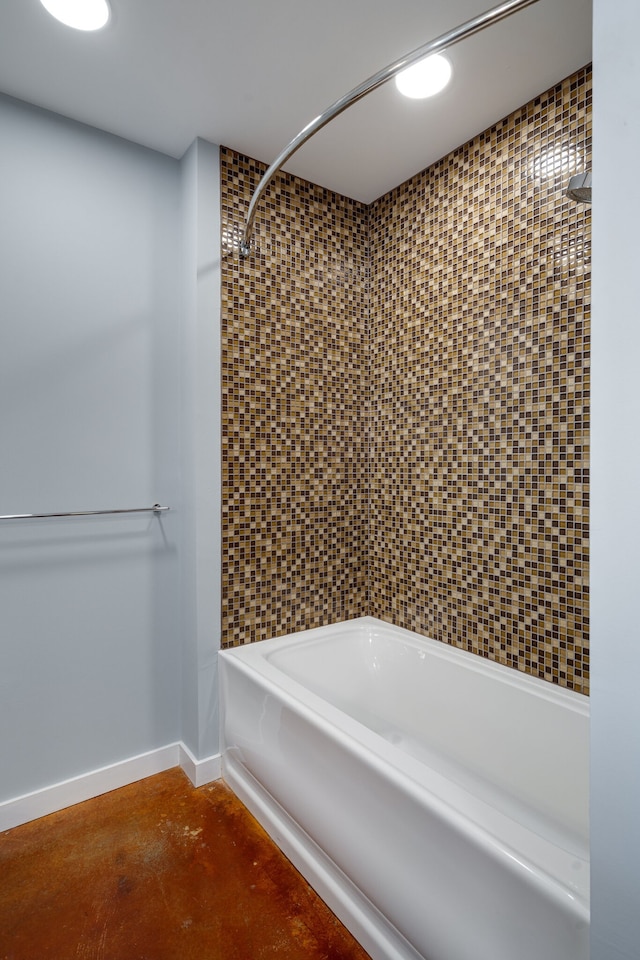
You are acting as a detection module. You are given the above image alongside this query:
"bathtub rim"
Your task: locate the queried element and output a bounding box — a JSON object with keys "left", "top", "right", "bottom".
{"left": 219, "top": 616, "right": 590, "bottom": 915}
{"left": 229, "top": 615, "right": 589, "bottom": 713}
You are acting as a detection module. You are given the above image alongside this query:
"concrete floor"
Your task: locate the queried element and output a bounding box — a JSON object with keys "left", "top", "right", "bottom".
{"left": 0, "top": 768, "right": 372, "bottom": 959}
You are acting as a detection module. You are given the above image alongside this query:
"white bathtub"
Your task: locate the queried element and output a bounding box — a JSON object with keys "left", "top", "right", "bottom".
{"left": 219, "top": 616, "right": 589, "bottom": 960}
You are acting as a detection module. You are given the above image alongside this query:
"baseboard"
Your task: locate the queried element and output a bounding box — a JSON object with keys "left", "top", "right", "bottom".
{"left": 179, "top": 742, "right": 222, "bottom": 787}
{"left": 0, "top": 742, "right": 221, "bottom": 832}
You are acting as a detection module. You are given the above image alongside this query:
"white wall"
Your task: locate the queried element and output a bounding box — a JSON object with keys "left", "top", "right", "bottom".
{"left": 591, "top": 2, "right": 640, "bottom": 956}
{"left": 0, "top": 95, "right": 183, "bottom": 800}
{"left": 180, "top": 139, "right": 222, "bottom": 761}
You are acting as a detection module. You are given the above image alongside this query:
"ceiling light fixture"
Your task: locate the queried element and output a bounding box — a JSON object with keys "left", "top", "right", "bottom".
{"left": 39, "top": 0, "right": 111, "bottom": 31}
{"left": 395, "top": 54, "right": 452, "bottom": 99}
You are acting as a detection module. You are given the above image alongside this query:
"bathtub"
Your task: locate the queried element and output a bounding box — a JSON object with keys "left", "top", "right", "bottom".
{"left": 219, "top": 616, "right": 589, "bottom": 960}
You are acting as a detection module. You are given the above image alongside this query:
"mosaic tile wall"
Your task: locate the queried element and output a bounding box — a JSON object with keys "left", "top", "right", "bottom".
{"left": 220, "top": 148, "right": 369, "bottom": 645}
{"left": 369, "top": 66, "right": 591, "bottom": 692}
{"left": 220, "top": 66, "right": 590, "bottom": 692}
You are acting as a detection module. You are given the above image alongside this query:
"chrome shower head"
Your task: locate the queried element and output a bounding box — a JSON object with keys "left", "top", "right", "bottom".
{"left": 566, "top": 171, "right": 592, "bottom": 203}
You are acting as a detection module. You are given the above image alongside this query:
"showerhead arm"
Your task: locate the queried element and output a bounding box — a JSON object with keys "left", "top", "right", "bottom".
{"left": 238, "top": 0, "right": 541, "bottom": 257}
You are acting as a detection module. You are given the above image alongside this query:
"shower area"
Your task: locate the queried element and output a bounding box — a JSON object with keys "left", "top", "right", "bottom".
{"left": 220, "top": 64, "right": 591, "bottom": 697}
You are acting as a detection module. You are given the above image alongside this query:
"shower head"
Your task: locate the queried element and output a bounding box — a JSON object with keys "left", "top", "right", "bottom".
{"left": 566, "top": 171, "right": 592, "bottom": 203}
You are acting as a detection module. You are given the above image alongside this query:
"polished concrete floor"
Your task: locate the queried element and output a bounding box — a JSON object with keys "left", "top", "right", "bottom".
{"left": 0, "top": 768, "right": 372, "bottom": 960}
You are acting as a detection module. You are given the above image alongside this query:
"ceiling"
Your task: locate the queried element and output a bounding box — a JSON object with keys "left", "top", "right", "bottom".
{"left": 0, "top": 0, "right": 592, "bottom": 203}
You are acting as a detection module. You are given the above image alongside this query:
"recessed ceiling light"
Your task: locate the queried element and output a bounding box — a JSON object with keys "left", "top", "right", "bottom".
{"left": 39, "top": 0, "right": 110, "bottom": 31}
{"left": 395, "top": 54, "right": 452, "bottom": 99}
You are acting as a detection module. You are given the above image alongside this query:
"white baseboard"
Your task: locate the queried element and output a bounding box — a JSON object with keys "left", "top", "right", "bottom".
{"left": 179, "top": 742, "right": 222, "bottom": 787}
{"left": 0, "top": 742, "right": 221, "bottom": 833}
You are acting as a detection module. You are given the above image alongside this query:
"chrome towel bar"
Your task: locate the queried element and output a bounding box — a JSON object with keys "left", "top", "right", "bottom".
{"left": 0, "top": 504, "right": 169, "bottom": 521}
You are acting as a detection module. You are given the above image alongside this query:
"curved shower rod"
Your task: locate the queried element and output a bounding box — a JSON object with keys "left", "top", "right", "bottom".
{"left": 238, "top": 0, "right": 540, "bottom": 257}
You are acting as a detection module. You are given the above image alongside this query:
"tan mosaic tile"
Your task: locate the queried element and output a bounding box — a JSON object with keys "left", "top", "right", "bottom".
{"left": 220, "top": 149, "right": 369, "bottom": 646}
{"left": 369, "top": 67, "right": 590, "bottom": 693}
{"left": 220, "top": 66, "right": 590, "bottom": 693}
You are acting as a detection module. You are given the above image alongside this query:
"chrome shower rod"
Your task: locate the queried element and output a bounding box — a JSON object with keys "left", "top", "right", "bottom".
{"left": 239, "top": 0, "right": 539, "bottom": 257}
{"left": 0, "top": 504, "right": 170, "bottom": 521}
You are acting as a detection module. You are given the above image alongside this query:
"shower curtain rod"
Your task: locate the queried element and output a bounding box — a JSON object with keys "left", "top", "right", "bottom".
{"left": 0, "top": 504, "right": 170, "bottom": 521}
{"left": 239, "top": 0, "right": 539, "bottom": 257}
